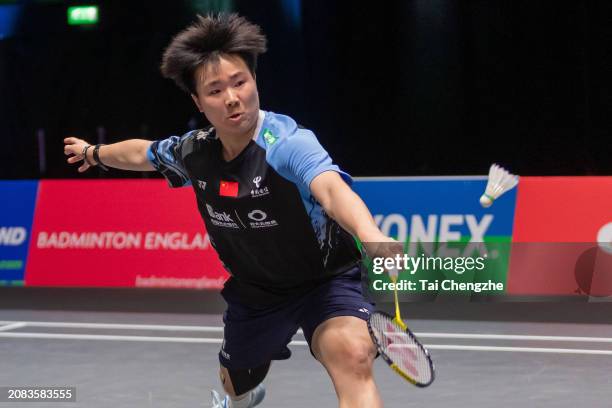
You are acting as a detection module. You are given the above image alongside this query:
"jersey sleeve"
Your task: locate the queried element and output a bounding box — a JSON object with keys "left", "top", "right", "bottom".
{"left": 147, "top": 134, "right": 192, "bottom": 188}
{"left": 274, "top": 129, "right": 352, "bottom": 190}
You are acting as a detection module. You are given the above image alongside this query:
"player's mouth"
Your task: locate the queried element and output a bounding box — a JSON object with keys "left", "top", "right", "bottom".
{"left": 227, "top": 112, "right": 244, "bottom": 122}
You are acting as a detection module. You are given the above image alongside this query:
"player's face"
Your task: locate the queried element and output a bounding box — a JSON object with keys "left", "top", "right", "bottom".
{"left": 192, "top": 54, "right": 260, "bottom": 138}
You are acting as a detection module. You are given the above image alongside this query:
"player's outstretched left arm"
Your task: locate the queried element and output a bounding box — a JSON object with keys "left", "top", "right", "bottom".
{"left": 310, "top": 171, "right": 399, "bottom": 258}
{"left": 64, "top": 137, "right": 155, "bottom": 173}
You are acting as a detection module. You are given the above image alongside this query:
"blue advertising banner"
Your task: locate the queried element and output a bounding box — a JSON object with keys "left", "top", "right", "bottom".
{"left": 353, "top": 177, "right": 517, "bottom": 242}
{"left": 0, "top": 180, "right": 38, "bottom": 286}
{"left": 352, "top": 177, "right": 518, "bottom": 297}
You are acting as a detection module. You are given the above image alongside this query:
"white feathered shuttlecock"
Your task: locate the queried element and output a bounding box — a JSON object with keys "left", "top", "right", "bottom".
{"left": 479, "top": 164, "right": 519, "bottom": 208}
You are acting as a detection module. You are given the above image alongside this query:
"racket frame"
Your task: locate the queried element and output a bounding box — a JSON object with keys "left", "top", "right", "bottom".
{"left": 367, "top": 310, "right": 435, "bottom": 387}
{"left": 367, "top": 310, "right": 436, "bottom": 388}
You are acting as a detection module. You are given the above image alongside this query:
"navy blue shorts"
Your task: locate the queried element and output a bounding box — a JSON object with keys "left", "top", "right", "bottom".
{"left": 219, "top": 265, "right": 374, "bottom": 369}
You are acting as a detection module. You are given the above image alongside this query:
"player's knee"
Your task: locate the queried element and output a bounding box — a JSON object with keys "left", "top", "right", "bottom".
{"left": 345, "top": 339, "right": 375, "bottom": 375}
{"left": 327, "top": 337, "right": 375, "bottom": 377}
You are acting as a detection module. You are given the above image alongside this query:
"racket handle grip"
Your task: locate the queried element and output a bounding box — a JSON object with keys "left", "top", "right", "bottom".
{"left": 388, "top": 266, "right": 399, "bottom": 281}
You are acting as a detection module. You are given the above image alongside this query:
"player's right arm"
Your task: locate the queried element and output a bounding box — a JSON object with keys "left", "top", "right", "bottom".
{"left": 64, "top": 137, "right": 155, "bottom": 173}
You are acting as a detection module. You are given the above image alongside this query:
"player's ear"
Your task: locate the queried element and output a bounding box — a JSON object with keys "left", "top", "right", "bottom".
{"left": 191, "top": 93, "right": 203, "bottom": 113}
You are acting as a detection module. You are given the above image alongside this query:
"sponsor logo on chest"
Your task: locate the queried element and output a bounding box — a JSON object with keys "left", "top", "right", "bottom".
{"left": 247, "top": 209, "right": 278, "bottom": 229}
{"left": 250, "top": 176, "right": 270, "bottom": 198}
{"left": 205, "top": 204, "right": 239, "bottom": 229}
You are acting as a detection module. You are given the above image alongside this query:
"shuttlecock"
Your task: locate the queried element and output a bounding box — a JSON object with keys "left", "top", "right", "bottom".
{"left": 479, "top": 164, "right": 519, "bottom": 208}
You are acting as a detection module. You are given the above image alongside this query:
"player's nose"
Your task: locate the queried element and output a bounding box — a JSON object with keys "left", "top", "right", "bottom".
{"left": 225, "top": 89, "right": 239, "bottom": 107}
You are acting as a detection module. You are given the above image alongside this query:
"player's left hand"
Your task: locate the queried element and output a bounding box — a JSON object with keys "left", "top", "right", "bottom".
{"left": 64, "top": 137, "right": 93, "bottom": 173}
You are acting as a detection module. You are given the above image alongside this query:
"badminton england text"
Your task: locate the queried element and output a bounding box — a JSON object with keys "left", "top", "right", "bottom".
{"left": 372, "top": 254, "right": 486, "bottom": 275}
{"left": 36, "top": 231, "right": 210, "bottom": 250}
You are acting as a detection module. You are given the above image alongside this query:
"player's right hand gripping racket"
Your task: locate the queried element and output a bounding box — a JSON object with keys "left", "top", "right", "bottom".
{"left": 367, "top": 268, "right": 435, "bottom": 387}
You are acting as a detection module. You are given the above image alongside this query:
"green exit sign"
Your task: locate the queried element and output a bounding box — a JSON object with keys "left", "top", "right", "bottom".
{"left": 67, "top": 5, "right": 99, "bottom": 26}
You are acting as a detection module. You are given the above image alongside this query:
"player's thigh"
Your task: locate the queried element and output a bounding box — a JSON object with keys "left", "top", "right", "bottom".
{"left": 220, "top": 299, "right": 299, "bottom": 369}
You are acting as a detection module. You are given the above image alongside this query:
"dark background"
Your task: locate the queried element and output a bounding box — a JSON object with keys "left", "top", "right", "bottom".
{"left": 0, "top": 0, "right": 610, "bottom": 179}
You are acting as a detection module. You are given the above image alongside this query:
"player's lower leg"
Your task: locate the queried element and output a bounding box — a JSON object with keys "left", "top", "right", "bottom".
{"left": 211, "top": 363, "right": 269, "bottom": 408}
{"left": 312, "top": 316, "right": 383, "bottom": 408}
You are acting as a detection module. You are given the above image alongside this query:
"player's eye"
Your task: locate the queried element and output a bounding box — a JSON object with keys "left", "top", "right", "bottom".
{"left": 209, "top": 89, "right": 220, "bottom": 95}
{"left": 234, "top": 80, "right": 245, "bottom": 88}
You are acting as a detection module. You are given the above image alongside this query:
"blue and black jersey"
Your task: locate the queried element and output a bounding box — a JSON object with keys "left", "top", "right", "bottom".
{"left": 147, "top": 110, "right": 362, "bottom": 306}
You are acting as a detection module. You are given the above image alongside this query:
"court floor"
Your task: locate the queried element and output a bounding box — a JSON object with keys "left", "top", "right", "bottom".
{"left": 0, "top": 309, "right": 611, "bottom": 407}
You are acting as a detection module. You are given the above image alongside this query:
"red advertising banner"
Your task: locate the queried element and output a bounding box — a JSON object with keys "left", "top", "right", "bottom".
{"left": 25, "top": 180, "right": 228, "bottom": 289}
{"left": 508, "top": 177, "right": 612, "bottom": 296}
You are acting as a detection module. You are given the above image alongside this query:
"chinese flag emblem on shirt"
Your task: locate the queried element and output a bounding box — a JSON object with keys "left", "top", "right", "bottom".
{"left": 219, "top": 180, "right": 239, "bottom": 197}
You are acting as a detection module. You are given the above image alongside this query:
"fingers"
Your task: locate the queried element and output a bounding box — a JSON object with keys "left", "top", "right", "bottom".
{"left": 64, "top": 137, "right": 93, "bottom": 172}
{"left": 67, "top": 155, "right": 82, "bottom": 164}
{"left": 64, "top": 138, "right": 88, "bottom": 156}
{"left": 63, "top": 137, "right": 88, "bottom": 149}
{"left": 63, "top": 137, "right": 83, "bottom": 144}
{"left": 78, "top": 163, "right": 90, "bottom": 173}
{"left": 364, "top": 240, "right": 402, "bottom": 258}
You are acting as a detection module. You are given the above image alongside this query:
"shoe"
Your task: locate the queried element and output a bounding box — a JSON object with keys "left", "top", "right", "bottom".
{"left": 210, "top": 384, "right": 265, "bottom": 408}
{"left": 211, "top": 389, "right": 229, "bottom": 408}
{"left": 251, "top": 384, "right": 266, "bottom": 406}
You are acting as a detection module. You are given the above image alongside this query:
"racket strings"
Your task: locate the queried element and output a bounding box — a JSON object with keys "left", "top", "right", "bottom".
{"left": 370, "top": 313, "right": 433, "bottom": 385}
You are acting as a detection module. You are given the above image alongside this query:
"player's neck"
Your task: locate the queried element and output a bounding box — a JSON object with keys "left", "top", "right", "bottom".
{"left": 218, "top": 127, "right": 256, "bottom": 162}
{"left": 217, "top": 110, "right": 263, "bottom": 162}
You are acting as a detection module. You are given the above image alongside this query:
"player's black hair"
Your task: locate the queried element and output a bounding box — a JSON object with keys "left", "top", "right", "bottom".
{"left": 161, "top": 13, "right": 267, "bottom": 94}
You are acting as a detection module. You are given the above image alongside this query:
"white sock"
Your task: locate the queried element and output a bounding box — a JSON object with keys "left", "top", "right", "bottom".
{"left": 228, "top": 391, "right": 253, "bottom": 408}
